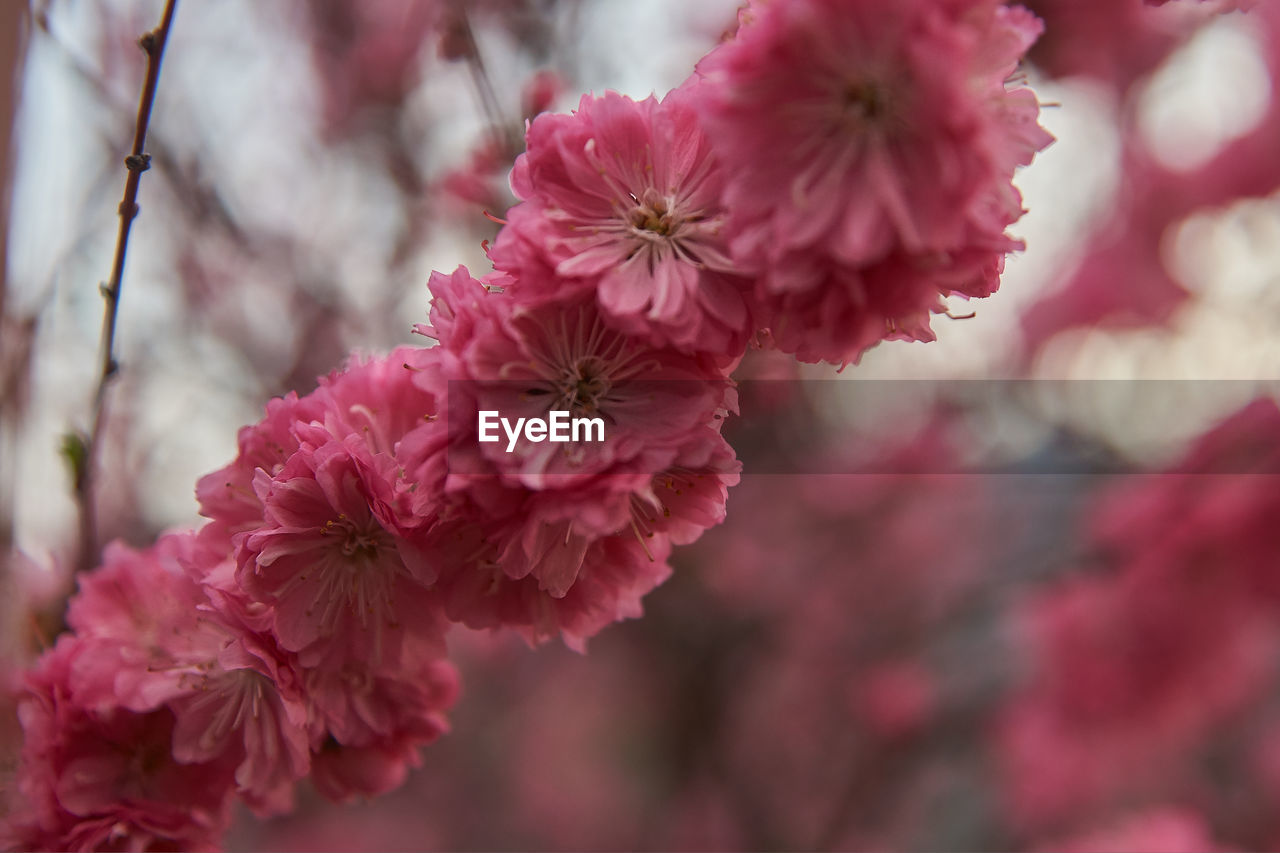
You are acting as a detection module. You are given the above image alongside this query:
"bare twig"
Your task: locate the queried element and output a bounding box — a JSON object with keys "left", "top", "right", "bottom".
{"left": 446, "top": 1, "right": 520, "bottom": 156}
{"left": 76, "top": 0, "right": 178, "bottom": 572}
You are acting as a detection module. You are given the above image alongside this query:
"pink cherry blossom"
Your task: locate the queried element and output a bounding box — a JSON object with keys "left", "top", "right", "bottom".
{"left": 167, "top": 628, "right": 312, "bottom": 817}
{"left": 628, "top": 428, "right": 741, "bottom": 548}
{"left": 431, "top": 522, "right": 674, "bottom": 650}
{"left": 413, "top": 265, "right": 497, "bottom": 353}
{"left": 446, "top": 284, "right": 734, "bottom": 493}
{"left": 237, "top": 435, "right": 444, "bottom": 669}
{"left": 308, "top": 739, "right": 422, "bottom": 804}
{"left": 411, "top": 272, "right": 739, "bottom": 644}
{"left": 305, "top": 657, "right": 457, "bottom": 749}
{"left": 305, "top": 658, "right": 458, "bottom": 802}
{"left": 1037, "top": 807, "right": 1231, "bottom": 853}
{"left": 489, "top": 88, "right": 751, "bottom": 358}
{"left": 64, "top": 534, "right": 212, "bottom": 712}
{"left": 63, "top": 532, "right": 314, "bottom": 816}
{"left": 3, "top": 636, "right": 237, "bottom": 852}
{"left": 695, "top": 0, "right": 1051, "bottom": 364}
{"left": 196, "top": 390, "right": 328, "bottom": 538}
{"left": 317, "top": 347, "right": 443, "bottom": 460}
{"left": 424, "top": 266, "right": 735, "bottom": 526}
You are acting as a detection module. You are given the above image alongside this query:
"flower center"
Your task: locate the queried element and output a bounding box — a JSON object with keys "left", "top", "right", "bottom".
{"left": 841, "top": 79, "right": 889, "bottom": 123}
{"left": 563, "top": 358, "right": 610, "bottom": 414}
{"left": 340, "top": 529, "right": 382, "bottom": 560}
{"left": 322, "top": 514, "right": 388, "bottom": 562}
{"left": 630, "top": 197, "right": 674, "bottom": 237}
{"left": 515, "top": 309, "right": 660, "bottom": 420}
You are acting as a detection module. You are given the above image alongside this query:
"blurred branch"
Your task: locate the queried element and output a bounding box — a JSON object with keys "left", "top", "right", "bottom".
{"left": 445, "top": 1, "right": 520, "bottom": 156}
{"left": 0, "top": 0, "right": 30, "bottom": 677}
{"left": 0, "top": 0, "right": 29, "bottom": 549}
{"left": 77, "top": 0, "right": 178, "bottom": 572}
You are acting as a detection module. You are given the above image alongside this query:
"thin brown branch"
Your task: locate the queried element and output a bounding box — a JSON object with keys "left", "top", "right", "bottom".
{"left": 76, "top": 0, "right": 179, "bottom": 572}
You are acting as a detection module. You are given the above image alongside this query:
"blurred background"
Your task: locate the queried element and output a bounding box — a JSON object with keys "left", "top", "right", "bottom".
{"left": 3, "top": 0, "right": 1280, "bottom": 849}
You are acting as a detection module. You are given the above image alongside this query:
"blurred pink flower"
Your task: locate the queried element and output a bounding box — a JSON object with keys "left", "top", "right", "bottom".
{"left": 305, "top": 0, "right": 439, "bottom": 136}
{"left": 695, "top": 0, "right": 1051, "bottom": 364}
{"left": 997, "top": 400, "right": 1280, "bottom": 831}
{"left": 1038, "top": 807, "right": 1231, "bottom": 853}
{"left": 1022, "top": 0, "right": 1201, "bottom": 90}
{"left": 1021, "top": 1, "right": 1280, "bottom": 347}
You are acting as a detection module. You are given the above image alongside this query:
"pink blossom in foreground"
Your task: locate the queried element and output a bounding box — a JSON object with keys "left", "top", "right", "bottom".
{"left": 430, "top": 523, "right": 675, "bottom": 651}
{"left": 236, "top": 433, "right": 443, "bottom": 669}
{"left": 199, "top": 347, "right": 450, "bottom": 674}
{"left": 2, "top": 636, "right": 237, "bottom": 852}
{"left": 437, "top": 275, "right": 736, "bottom": 496}
{"left": 695, "top": 0, "right": 1051, "bottom": 364}
{"left": 64, "top": 533, "right": 313, "bottom": 816}
{"left": 198, "top": 347, "right": 444, "bottom": 541}
{"left": 422, "top": 270, "right": 731, "bottom": 533}
{"left": 306, "top": 658, "right": 458, "bottom": 802}
{"left": 196, "top": 390, "right": 328, "bottom": 540}
{"left": 64, "top": 535, "right": 212, "bottom": 711}
{"left": 489, "top": 88, "right": 751, "bottom": 358}
{"left": 318, "top": 348, "right": 445, "bottom": 460}
{"left": 410, "top": 270, "right": 739, "bottom": 646}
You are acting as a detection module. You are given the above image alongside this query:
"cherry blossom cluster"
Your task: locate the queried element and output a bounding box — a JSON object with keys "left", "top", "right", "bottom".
{"left": 2, "top": 0, "right": 1048, "bottom": 848}
{"left": 491, "top": 0, "right": 1051, "bottom": 366}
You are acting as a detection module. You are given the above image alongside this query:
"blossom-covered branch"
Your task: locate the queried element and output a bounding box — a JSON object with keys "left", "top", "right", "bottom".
{"left": 1, "top": 1, "right": 1051, "bottom": 848}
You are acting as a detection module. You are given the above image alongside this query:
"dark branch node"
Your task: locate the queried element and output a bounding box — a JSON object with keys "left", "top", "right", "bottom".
{"left": 125, "top": 153, "right": 151, "bottom": 172}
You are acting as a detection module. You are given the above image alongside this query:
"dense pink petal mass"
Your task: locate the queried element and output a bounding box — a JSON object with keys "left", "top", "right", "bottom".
{"left": 2, "top": 637, "right": 238, "bottom": 852}
{"left": 237, "top": 435, "right": 443, "bottom": 668}
{"left": 8, "top": 0, "right": 1076, "bottom": 845}
{"left": 695, "top": 0, "right": 1051, "bottom": 364}
{"left": 306, "top": 658, "right": 458, "bottom": 802}
{"left": 413, "top": 268, "right": 739, "bottom": 646}
{"left": 196, "top": 391, "right": 328, "bottom": 539}
{"left": 490, "top": 89, "right": 751, "bottom": 359}
{"left": 59, "top": 533, "right": 313, "bottom": 816}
